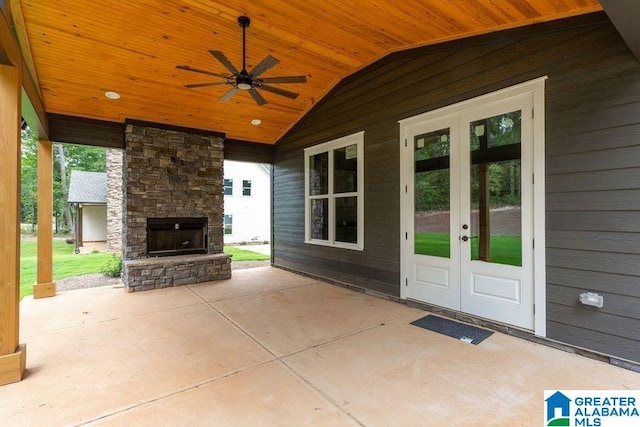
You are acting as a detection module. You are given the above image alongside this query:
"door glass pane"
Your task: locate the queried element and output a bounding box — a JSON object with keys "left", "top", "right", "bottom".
{"left": 335, "top": 196, "right": 357, "bottom": 243}
{"left": 469, "top": 111, "right": 522, "bottom": 266}
{"left": 310, "top": 198, "right": 328, "bottom": 240}
{"left": 309, "top": 152, "right": 328, "bottom": 195}
{"left": 414, "top": 128, "right": 450, "bottom": 258}
{"left": 334, "top": 144, "right": 358, "bottom": 193}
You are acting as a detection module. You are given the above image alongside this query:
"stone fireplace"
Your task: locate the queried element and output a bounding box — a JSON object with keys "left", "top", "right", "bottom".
{"left": 121, "top": 122, "right": 231, "bottom": 292}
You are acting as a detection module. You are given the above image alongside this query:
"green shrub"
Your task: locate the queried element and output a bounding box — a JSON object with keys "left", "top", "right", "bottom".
{"left": 101, "top": 253, "right": 123, "bottom": 278}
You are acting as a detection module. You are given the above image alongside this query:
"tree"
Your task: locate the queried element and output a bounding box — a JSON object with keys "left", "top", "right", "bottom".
{"left": 57, "top": 143, "right": 73, "bottom": 233}
{"left": 20, "top": 127, "right": 107, "bottom": 235}
{"left": 20, "top": 128, "right": 38, "bottom": 230}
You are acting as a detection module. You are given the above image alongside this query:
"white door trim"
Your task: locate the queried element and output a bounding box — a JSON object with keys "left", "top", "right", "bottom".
{"left": 399, "top": 77, "right": 547, "bottom": 337}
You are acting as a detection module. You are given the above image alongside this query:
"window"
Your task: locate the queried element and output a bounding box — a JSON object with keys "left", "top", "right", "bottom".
{"left": 224, "top": 215, "right": 233, "bottom": 235}
{"left": 223, "top": 179, "right": 233, "bottom": 196}
{"left": 304, "top": 131, "right": 364, "bottom": 250}
{"left": 242, "top": 180, "right": 252, "bottom": 196}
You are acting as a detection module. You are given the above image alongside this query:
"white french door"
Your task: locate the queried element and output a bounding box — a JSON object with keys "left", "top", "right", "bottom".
{"left": 400, "top": 79, "right": 546, "bottom": 331}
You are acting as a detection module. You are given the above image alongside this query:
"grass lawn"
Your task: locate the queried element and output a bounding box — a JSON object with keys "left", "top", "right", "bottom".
{"left": 20, "top": 239, "right": 113, "bottom": 299}
{"left": 20, "top": 238, "right": 270, "bottom": 299}
{"left": 415, "top": 232, "right": 522, "bottom": 266}
{"left": 224, "top": 245, "right": 270, "bottom": 261}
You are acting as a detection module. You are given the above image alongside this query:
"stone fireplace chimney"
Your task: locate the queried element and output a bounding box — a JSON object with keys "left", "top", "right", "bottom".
{"left": 121, "top": 122, "right": 230, "bottom": 291}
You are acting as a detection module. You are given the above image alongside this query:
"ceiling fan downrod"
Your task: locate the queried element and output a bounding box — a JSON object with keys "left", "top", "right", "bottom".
{"left": 238, "top": 16, "right": 250, "bottom": 73}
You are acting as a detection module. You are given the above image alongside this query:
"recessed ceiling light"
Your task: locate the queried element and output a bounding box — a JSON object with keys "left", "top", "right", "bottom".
{"left": 251, "top": 119, "right": 262, "bottom": 126}
{"left": 105, "top": 91, "right": 121, "bottom": 100}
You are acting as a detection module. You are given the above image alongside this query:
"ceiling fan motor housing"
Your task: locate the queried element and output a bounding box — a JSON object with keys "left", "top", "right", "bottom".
{"left": 238, "top": 16, "right": 250, "bottom": 28}
{"left": 236, "top": 74, "right": 253, "bottom": 90}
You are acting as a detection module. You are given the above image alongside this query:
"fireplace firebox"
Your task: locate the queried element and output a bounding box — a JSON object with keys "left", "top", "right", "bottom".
{"left": 147, "top": 217, "right": 208, "bottom": 257}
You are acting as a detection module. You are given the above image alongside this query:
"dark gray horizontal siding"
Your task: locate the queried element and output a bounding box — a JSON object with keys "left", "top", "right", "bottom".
{"left": 547, "top": 189, "right": 640, "bottom": 211}
{"left": 548, "top": 285, "right": 640, "bottom": 319}
{"left": 547, "top": 267, "right": 640, "bottom": 298}
{"left": 547, "top": 321, "right": 640, "bottom": 362}
{"left": 546, "top": 124, "right": 640, "bottom": 157}
{"left": 544, "top": 12, "right": 640, "bottom": 361}
{"left": 547, "top": 248, "right": 640, "bottom": 276}
{"left": 546, "top": 231, "right": 640, "bottom": 254}
{"left": 548, "top": 304, "right": 640, "bottom": 343}
{"left": 546, "top": 169, "right": 640, "bottom": 192}
{"left": 273, "top": 12, "right": 640, "bottom": 362}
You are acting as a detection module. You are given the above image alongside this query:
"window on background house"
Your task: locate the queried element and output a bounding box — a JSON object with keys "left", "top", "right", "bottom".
{"left": 242, "top": 180, "right": 252, "bottom": 196}
{"left": 304, "top": 131, "right": 364, "bottom": 250}
{"left": 224, "top": 179, "right": 233, "bottom": 196}
{"left": 224, "top": 215, "right": 233, "bottom": 235}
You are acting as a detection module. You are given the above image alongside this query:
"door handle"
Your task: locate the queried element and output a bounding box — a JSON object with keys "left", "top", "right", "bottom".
{"left": 460, "top": 235, "right": 469, "bottom": 242}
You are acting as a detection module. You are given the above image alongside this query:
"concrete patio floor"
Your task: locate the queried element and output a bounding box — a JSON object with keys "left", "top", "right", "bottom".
{"left": 2, "top": 267, "right": 639, "bottom": 426}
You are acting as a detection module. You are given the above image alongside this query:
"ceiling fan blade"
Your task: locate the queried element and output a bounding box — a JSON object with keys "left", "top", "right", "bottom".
{"left": 184, "top": 82, "right": 228, "bottom": 89}
{"left": 260, "top": 84, "right": 299, "bottom": 100}
{"left": 250, "top": 55, "right": 279, "bottom": 77}
{"left": 260, "top": 75, "right": 307, "bottom": 84}
{"left": 219, "top": 86, "right": 239, "bottom": 102}
{"left": 248, "top": 88, "right": 267, "bottom": 106}
{"left": 209, "top": 50, "right": 239, "bottom": 75}
{"left": 176, "top": 65, "right": 228, "bottom": 79}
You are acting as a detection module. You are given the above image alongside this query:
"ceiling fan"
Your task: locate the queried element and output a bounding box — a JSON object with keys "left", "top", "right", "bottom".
{"left": 176, "top": 15, "right": 307, "bottom": 106}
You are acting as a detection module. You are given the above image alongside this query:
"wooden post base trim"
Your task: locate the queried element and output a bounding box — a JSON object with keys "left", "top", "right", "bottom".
{"left": 33, "top": 282, "right": 56, "bottom": 299}
{"left": 0, "top": 344, "right": 26, "bottom": 386}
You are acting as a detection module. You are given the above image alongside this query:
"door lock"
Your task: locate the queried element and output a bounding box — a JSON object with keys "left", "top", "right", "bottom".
{"left": 462, "top": 224, "right": 469, "bottom": 230}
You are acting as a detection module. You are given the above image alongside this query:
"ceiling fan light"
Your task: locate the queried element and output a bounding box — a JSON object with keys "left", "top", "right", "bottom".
{"left": 237, "top": 82, "right": 252, "bottom": 90}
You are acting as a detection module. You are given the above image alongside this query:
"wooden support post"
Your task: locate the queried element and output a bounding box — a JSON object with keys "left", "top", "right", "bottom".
{"left": 478, "top": 162, "right": 491, "bottom": 261}
{"left": 33, "top": 139, "right": 56, "bottom": 299}
{"left": 0, "top": 63, "right": 26, "bottom": 386}
{"left": 477, "top": 119, "right": 491, "bottom": 261}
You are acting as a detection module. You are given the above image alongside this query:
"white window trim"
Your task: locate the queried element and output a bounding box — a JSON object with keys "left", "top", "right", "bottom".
{"left": 242, "top": 179, "right": 252, "bottom": 197}
{"left": 224, "top": 214, "right": 233, "bottom": 235}
{"left": 304, "top": 131, "right": 365, "bottom": 251}
{"left": 224, "top": 179, "right": 233, "bottom": 197}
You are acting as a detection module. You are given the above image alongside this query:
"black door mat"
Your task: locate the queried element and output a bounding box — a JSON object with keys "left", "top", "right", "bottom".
{"left": 411, "top": 315, "right": 493, "bottom": 345}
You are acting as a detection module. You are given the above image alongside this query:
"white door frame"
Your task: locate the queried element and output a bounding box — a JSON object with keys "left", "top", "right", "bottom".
{"left": 399, "top": 77, "right": 547, "bottom": 337}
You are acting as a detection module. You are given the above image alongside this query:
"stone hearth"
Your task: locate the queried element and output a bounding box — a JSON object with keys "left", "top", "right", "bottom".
{"left": 122, "top": 122, "right": 230, "bottom": 292}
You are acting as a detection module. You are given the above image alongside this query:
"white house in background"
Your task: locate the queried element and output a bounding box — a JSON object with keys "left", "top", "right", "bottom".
{"left": 223, "top": 160, "right": 270, "bottom": 244}
{"left": 67, "top": 170, "right": 108, "bottom": 251}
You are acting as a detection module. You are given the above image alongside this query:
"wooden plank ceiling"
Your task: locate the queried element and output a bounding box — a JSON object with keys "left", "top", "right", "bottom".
{"left": 15, "top": 0, "right": 601, "bottom": 144}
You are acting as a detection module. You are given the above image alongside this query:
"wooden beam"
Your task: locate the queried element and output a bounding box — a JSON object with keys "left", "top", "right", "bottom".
{"left": 49, "top": 114, "right": 124, "bottom": 148}
{"left": 1, "top": 7, "right": 48, "bottom": 138}
{"left": 0, "top": 63, "right": 25, "bottom": 386}
{"left": 224, "top": 139, "right": 274, "bottom": 164}
{"left": 8, "top": 0, "right": 41, "bottom": 98}
{"left": 0, "top": 8, "right": 19, "bottom": 66}
{"left": 34, "top": 139, "right": 56, "bottom": 299}
{"left": 21, "top": 78, "right": 48, "bottom": 140}
{"left": 600, "top": 0, "right": 640, "bottom": 61}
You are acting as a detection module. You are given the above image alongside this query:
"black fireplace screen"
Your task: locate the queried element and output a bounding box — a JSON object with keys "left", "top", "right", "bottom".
{"left": 147, "top": 217, "right": 208, "bottom": 257}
